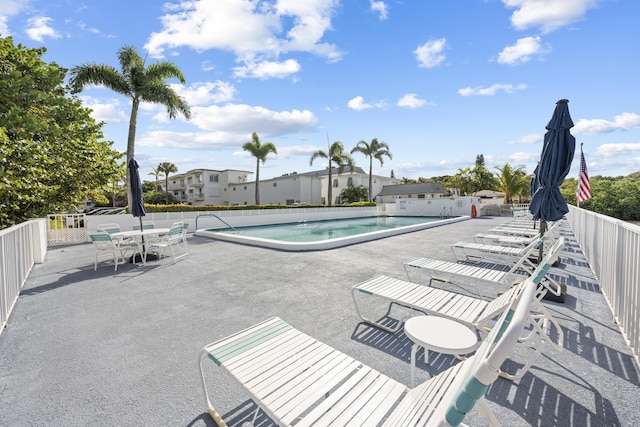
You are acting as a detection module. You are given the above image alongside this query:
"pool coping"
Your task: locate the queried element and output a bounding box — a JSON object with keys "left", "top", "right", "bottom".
{"left": 195, "top": 216, "right": 470, "bottom": 251}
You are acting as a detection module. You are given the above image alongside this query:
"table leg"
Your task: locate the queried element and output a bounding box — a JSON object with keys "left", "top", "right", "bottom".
{"left": 411, "top": 343, "right": 418, "bottom": 387}
{"left": 424, "top": 346, "right": 430, "bottom": 365}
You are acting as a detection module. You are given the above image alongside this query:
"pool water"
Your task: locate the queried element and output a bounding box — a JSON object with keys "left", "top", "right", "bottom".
{"left": 215, "top": 216, "right": 442, "bottom": 242}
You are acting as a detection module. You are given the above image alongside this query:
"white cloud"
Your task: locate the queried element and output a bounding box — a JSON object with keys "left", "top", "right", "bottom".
{"left": 0, "top": 0, "right": 29, "bottom": 35}
{"left": 503, "top": 0, "right": 599, "bottom": 34}
{"left": 26, "top": 16, "right": 61, "bottom": 42}
{"left": 80, "top": 97, "right": 128, "bottom": 124}
{"left": 189, "top": 103, "right": 318, "bottom": 135}
{"left": 396, "top": 93, "right": 426, "bottom": 108}
{"left": 138, "top": 130, "right": 242, "bottom": 150}
{"left": 347, "top": 96, "right": 386, "bottom": 111}
{"left": 457, "top": 83, "right": 527, "bottom": 96}
{"left": 233, "top": 58, "right": 301, "bottom": 79}
{"left": 170, "top": 81, "right": 236, "bottom": 106}
{"left": 594, "top": 143, "right": 640, "bottom": 158}
{"left": 370, "top": 1, "right": 389, "bottom": 21}
{"left": 508, "top": 133, "right": 542, "bottom": 145}
{"left": 144, "top": 0, "right": 343, "bottom": 69}
{"left": 497, "top": 36, "right": 548, "bottom": 65}
{"left": 414, "top": 38, "right": 446, "bottom": 68}
{"left": 573, "top": 112, "right": 640, "bottom": 134}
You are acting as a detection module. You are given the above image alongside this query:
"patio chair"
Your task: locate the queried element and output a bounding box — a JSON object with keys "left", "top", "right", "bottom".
{"left": 473, "top": 232, "right": 540, "bottom": 246}
{"left": 199, "top": 277, "right": 537, "bottom": 426}
{"left": 148, "top": 221, "right": 189, "bottom": 263}
{"left": 132, "top": 221, "right": 155, "bottom": 231}
{"left": 96, "top": 223, "right": 122, "bottom": 235}
{"left": 89, "top": 230, "right": 141, "bottom": 271}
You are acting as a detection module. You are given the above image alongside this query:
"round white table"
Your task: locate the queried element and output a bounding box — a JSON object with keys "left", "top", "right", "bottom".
{"left": 404, "top": 315, "right": 479, "bottom": 386}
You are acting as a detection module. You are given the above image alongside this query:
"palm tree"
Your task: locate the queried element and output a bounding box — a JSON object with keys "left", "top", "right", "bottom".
{"left": 242, "top": 132, "right": 278, "bottom": 205}
{"left": 157, "top": 162, "right": 178, "bottom": 204}
{"left": 351, "top": 138, "right": 392, "bottom": 202}
{"left": 69, "top": 45, "right": 191, "bottom": 209}
{"left": 148, "top": 167, "right": 161, "bottom": 191}
{"left": 495, "top": 163, "right": 529, "bottom": 203}
{"left": 310, "top": 141, "right": 355, "bottom": 206}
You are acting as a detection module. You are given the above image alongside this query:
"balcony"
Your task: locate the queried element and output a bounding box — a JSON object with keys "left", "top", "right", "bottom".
{"left": 0, "top": 210, "right": 638, "bottom": 425}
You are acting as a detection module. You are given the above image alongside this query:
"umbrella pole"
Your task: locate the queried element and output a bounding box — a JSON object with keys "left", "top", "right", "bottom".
{"left": 537, "top": 220, "right": 548, "bottom": 263}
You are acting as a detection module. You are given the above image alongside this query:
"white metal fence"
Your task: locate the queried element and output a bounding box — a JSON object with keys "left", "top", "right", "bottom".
{"left": 566, "top": 206, "right": 640, "bottom": 365}
{"left": 0, "top": 219, "right": 47, "bottom": 336}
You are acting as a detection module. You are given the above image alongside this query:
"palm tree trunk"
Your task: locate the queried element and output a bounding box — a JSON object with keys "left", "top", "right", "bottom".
{"left": 327, "top": 163, "right": 333, "bottom": 206}
{"left": 255, "top": 158, "right": 260, "bottom": 205}
{"left": 368, "top": 157, "right": 373, "bottom": 202}
{"left": 165, "top": 175, "right": 170, "bottom": 204}
{"left": 126, "top": 99, "right": 139, "bottom": 211}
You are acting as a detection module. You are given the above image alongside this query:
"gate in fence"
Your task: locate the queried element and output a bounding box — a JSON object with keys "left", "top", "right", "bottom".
{"left": 47, "top": 214, "right": 87, "bottom": 245}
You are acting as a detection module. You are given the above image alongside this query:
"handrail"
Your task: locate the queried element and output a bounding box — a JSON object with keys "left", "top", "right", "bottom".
{"left": 195, "top": 214, "right": 238, "bottom": 233}
{"left": 439, "top": 206, "right": 446, "bottom": 219}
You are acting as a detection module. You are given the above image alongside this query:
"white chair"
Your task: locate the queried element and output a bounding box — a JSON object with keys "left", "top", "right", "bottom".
{"left": 199, "top": 277, "right": 538, "bottom": 426}
{"left": 148, "top": 221, "right": 189, "bottom": 263}
{"left": 96, "top": 223, "right": 121, "bottom": 235}
{"left": 132, "top": 221, "right": 155, "bottom": 231}
{"left": 89, "top": 230, "right": 140, "bottom": 271}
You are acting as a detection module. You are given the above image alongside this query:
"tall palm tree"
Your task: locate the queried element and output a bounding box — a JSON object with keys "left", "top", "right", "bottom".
{"left": 69, "top": 45, "right": 191, "bottom": 209}
{"left": 495, "top": 163, "right": 529, "bottom": 203}
{"left": 148, "top": 167, "right": 161, "bottom": 191}
{"left": 351, "top": 138, "right": 392, "bottom": 202}
{"left": 242, "top": 132, "right": 277, "bottom": 205}
{"left": 310, "top": 141, "right": 355, "bottom": 206}
{"left": 157, "top": 162, "right": 178, "bottom": 204}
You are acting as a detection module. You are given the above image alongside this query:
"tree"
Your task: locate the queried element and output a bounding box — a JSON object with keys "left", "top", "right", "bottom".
{"left": 157, "top": 162, "right": 178, "bottom": 204}
{"left": 310, "top": 141, "right": 355, "bottom": 206}
{"left": 69, "top": 45, "right": 191, "bottom": 210}
{"left": 338, "top": 185, "right": 368, "bottom": 204}
{"left": 351, "top": 138, "right": 392, "bottom": 202}
{"left": 148, "top": 167, "right": 161, "bottom": 191}
{"left": 0, "top": 37, "right": 122, "bottom": 228}
{"left": 495, "top": 163, "right": 529, "bottom": 203}
{"left": 242, "top": 132, "right": 277, "bottom": 205}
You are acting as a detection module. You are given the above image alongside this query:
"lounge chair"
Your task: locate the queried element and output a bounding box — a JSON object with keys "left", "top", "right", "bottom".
{"left": 404, "top": 237, "right": 565, "bottom": 299}
{"left": 199, "top": 276, "right": 537, "bottom": 426}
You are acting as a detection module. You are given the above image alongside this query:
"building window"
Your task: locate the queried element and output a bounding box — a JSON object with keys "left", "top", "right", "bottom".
{"left": 244, "top": 186, "right": 247, "bottom": 190}
{"left": 333, "top": 179, "right": 338, "bottom": 188}
{"left": 209, "top": 174, "right": 219, "bottom": 182}
{"left": 347, "top": 177, "right": 353, "bottom": 186}
{"left": 187, "top": 177, "right": 193, "bottom": 185}
{"left": 273, "top": 182, "right": 277, "bottom": 187}
{"left": 418, "top": 194, "right": 426, "bottom": 199}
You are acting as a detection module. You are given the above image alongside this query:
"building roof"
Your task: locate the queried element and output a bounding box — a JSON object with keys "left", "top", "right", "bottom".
{"left": 294, "top": 167, "right": 368, "bottom": 177}
{"left": 377, "top": 182, "right": 445, "bottom": 196}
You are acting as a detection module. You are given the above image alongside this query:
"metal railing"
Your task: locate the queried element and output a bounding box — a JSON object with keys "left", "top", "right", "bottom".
{"left": 567, "top": 206, "right": 640, "bottom": 366}
{"left": 195, "top": 214, "right": 238, "bottom": 233}
{"left": 1, "top": 219, "right": 47, "bottom": 336}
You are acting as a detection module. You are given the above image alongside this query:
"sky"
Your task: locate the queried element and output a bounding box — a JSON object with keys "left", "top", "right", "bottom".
{"left": 2, "top": 0, "right": 640, "bottom": 183}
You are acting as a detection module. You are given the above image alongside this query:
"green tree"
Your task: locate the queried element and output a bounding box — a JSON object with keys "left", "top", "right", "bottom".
{"left": 310, "top": 141, "right": 355, "bottom": 206}
{"left": 495, "top": 163, "right": 529, "bottom": 203}
{"left": 451, "top": 167, "right": 474, "bottom": 196}
{"left": 472, "top": 164, "right": 498, "bottom": 193}
{"left": 338, "top": 185, "right": 368, "bottom": 204}
{"left": 157, "top": 162, "right": 178, "bottom": 204}
{"left": 148, "top": 166, "right": 161, "bottom": 191}
{"left": 69, "top": 45, "right": 191, "bottom": 209}
{"left": 0, "top": 37, "right": 122, "bottom": 228}
{"left": 242, "top": 132, "right": 277, "bottom": 205}
{"left": 351, "top": 138, "right": 392, "bottom": 202}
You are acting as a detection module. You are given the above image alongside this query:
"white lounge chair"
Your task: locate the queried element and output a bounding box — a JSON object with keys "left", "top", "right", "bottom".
{"left": 199, "top": 277, "right": 537, "bottom": 426}
{"left": 404, "top": 237, "right": 565, "bottom": 299}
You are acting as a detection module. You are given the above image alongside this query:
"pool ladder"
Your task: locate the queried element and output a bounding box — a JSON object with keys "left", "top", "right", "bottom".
{"left": 195, "top": 214, "right": 239, "bottom": 233}
{"left": 439, "top": 206, "right": 453, "bottom": 219}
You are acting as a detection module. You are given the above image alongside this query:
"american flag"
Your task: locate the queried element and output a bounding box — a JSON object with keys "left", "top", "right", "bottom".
{"left": 576, "top": 147, "right": 591, "bottom": 202}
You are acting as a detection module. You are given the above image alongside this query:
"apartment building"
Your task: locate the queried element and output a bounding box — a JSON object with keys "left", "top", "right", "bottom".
{"left": 166, "top": 169, "right": 253, "bottom": 206}
{"left": 165, "top": 167, "right": 400, "bottom": 206}
{"left": 376, "top": 182, "right": 448, "bottom": 203}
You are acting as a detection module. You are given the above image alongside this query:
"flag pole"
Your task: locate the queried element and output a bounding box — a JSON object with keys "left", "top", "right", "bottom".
{"left": 577, "top": 142, "right": 583, "bottom": 208}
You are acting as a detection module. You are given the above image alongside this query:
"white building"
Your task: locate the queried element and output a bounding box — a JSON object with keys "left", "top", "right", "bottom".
{"left": 166, "top": 169, "right": 253, "bottom": 206}
{"left": 226, "top": 167, "right": 401, "bottom": 205}
{"left": 376, "top": 182, "right": 448, "bottom": 203}
{"left": 164, "top": 167, "right": 400, "bottom": 206}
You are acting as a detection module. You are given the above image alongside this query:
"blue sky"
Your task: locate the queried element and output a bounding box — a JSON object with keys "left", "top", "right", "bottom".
{"left": 2, "top": 0, "right": 640, "bottom": 182}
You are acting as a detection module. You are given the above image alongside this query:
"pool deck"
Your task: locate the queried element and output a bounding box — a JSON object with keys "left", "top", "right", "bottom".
{"left": 1, "top": 216, "right": 638, "bottom": 426}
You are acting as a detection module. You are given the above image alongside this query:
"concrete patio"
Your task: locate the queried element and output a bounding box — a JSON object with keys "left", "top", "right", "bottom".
{"left": 1, "top": 216, "right": 638, "bottom": 426}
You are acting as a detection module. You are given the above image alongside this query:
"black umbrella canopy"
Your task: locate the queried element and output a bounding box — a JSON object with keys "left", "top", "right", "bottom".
{"left": 529, "top": 99, "right": 576, "bottom": 222}
{"left": 128, "top": 157, "right": 146, "bottom": 220}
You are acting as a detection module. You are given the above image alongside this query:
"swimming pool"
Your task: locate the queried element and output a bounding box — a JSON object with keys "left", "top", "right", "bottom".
{"left": 196, "top": 215, "right": 468, "bottom": 251}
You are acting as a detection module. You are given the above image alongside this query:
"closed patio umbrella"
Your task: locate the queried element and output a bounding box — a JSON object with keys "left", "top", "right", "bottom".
{"left": 529, "top": 99, "right": 576, "bottom": 300}
{"left": 529, "top": 99, "right": 576, "bottom": 224}
{"left": 128, "top": 157, "right": 147, "bottom": 262}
